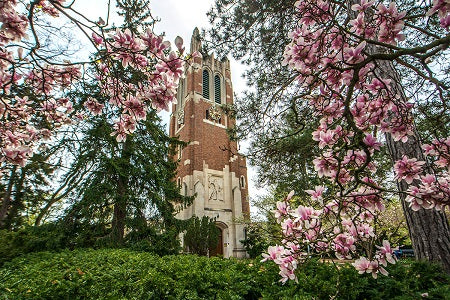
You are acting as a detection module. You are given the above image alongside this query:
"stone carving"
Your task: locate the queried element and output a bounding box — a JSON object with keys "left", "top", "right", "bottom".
{"left": 177, "top": 110, "right": 185, "bottom": 125}
{"left": 208, "top": 175, "right": 224, "bottom": 201}
{"left": 208, "top": 105, "right": 221, "bottom": 121}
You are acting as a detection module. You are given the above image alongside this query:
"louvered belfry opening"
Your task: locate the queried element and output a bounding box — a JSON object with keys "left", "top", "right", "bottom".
{"left": 202, "top": 69, "right": 210, "bottom": 99}
{"left": 214, "top": 75, "right": 221, "bottom": 104}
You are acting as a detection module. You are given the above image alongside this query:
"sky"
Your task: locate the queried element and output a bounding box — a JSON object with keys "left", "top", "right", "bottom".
{"left": 72, "top": 0, "right": 267, "bottom": 213}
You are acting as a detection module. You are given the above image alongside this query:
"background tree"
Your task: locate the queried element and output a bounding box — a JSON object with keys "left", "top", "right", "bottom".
{"left": 206, "top": 0, "right": 311, "bottom": 192}
{"left": 60, "top": 0, "right": 191, "bottom": 246}
{"left": 239, "top": 191, "right": 285, "bottom": 258}
{"left": 1, "top": 0, "right": 188, "bottom": 256}
{"left": 63, "top": 109, "right": 189, "bottom": 245}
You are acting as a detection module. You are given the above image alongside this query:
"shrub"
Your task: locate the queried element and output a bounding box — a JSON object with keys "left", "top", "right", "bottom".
{"left": 240, "top": 224, "right": 270, "bottom": 259}
{"left": 0, "top": 249, "right": 448, "bottom": 299}
{"left": 0, "top": 222, "right": 183, "bottom": 266}
{"left": 125, "top": 226, "right": 181, "bottom": 256}
{"left": 0, "top": 224, "right": 68, "bottom": 266}
{"left": 184, "top": 216, "right": 219, "bottom": 256}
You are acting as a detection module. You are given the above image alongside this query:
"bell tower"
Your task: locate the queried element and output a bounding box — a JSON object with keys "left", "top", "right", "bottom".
{"left": 169, "top": 28, "right": 250, "bottom": 258}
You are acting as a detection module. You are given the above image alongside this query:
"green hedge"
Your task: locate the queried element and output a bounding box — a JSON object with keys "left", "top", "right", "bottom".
{"left": 0, "top": 249, "right": 448, "bottom": 299}
{"left": 0, "top": 225, "right": 69, "bottom": 266}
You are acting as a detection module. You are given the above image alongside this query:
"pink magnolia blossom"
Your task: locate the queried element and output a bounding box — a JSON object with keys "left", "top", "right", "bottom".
{"left": 84, "top": 97, "right": 104, "bottom": 116}
{"left": 376, "top": 240, "right": 397, "bottom": 266}
{"left": 343, "top": 41, "right": 366, "bottom": 64}
{"left": 363, "top": 134, "right": 382, "bottom": 150}
{"left": 394, "top": 156, "right": 425, "bottom": 184}
{"left": 92, "top": 32, "right": 104, "bottom": 45}
{"left": 274, "top": 201, "right": 288, "bottom": 222}
{"left": 261, "top": 245, "right": 285, "bottom": 263}
{"left": 351, "top": 0, "right": 375, "bottom": 12}
{"left": 305, "top": 186, "right": 325, "bottom": 203}
{"left": 352, "top": 257, "right": 388, "bottom": 279}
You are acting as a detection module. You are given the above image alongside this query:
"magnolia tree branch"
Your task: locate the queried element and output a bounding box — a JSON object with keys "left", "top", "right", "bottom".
{"left": 262, "top": 0, "right": 450, "bottom": 282}
{"left": 0, "top": 0, "right": 189, "bottom": 173}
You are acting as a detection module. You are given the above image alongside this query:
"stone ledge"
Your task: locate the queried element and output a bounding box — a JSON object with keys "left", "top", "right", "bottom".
{"left": 204, "top": 207, "right": 232, "bottom": 212}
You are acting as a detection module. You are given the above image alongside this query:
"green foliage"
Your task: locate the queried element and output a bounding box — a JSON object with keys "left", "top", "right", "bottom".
{"left": 240, "top": 220, "right": 281, "bottom": 259}
{"left": 62, "top": 89, "right": 191, "bottom": 245}
{"left": 0, "top": 222, "right": 185, "bottom": 266}
{"left": 116, "top": 0, "right": 155, "bottom": 34}
{"left": 0, "top": 224, "right": 68, "bottom": 266}
{"left": 0, "top": 249, "right": 448, "bottom": 299}
{"left": 125, "top": 226, "right": 181, "bottom": 256}
{"left": 0, "top": 147, "right": 59, "bottom": 230}
{"left": 184, "top": 216, "right": 219, "bottom": 256}
{"left": 240, "top": 228, "right": 268, "bottom": 259}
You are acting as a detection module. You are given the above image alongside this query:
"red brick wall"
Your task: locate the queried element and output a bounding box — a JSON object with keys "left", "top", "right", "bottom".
{"left": 170, "top": 53, "right": 250, "bottom": 217}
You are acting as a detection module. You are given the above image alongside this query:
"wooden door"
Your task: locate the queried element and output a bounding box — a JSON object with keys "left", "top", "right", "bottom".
{"left": 210, "top": 227, "right": 223, "bottom": 256}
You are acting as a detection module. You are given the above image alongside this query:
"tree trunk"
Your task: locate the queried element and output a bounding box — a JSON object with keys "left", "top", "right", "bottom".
{"left": 8, "top": 167, "right": 26, "bottom": 229}
{"left": 0, "top": 166, "right": 17, "bottom": 228}
{"left": 110, "top": 137, "right": 132, "bottom": 243}
{"left": 376, "top": 57, "right": 450, "bottom": 272}
{"left": 111, "top": 196, "right": 127, "bottom": 243}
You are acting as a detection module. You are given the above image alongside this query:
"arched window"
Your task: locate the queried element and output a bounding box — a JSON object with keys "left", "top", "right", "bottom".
{"left": 183, "top": 183, "right": 188, "bottom": 196}
{"left": 177, "top": 79, "right": 185, "bottom": 108}
{"left": 202, "top": 69, "right": 210, "bottom": 99}
{"left": 177, "top": 144, "right": 182, "bottom": 160}
{"left": 214, "top": 74, "right": 221, "bottom": 104}
{"left": 240, "top": 176, "right": 246, "bottom": 188}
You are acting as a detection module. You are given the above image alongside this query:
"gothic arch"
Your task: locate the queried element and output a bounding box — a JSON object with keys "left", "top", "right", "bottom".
{"left": 214, "top": 73, "right": 223, "bottom": 104}
{"left": 210, "top": 221, "right": 228, "bottom": 257}
{"left": 202, "top": 68, "right": 211, "bottom": 100}
{"left": 215, "top": 220, "right": 228, "bottom": 231}
{"left": 177, "top": 78, "right": 186, "bottom": 108}
{"left": 183, "top": 182, "right": 188, "bottom": 196}
{"left": 240, "top": 175, "right": 246, "bottom": 188}
{"left": 194, "top": 180, "right": 204, "bottom": 201}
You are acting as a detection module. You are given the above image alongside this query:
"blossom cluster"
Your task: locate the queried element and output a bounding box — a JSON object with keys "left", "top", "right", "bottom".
{"left": 0, "top": 1, "right": 184, "bottom": 171}
{"left": 404, "top": 138, "right": 450, "bottom": 211}
{"left": 284, "top": 0, "right": 450, "bottom": 210}
{"left": 263, "top": 191, "right": 396, "bottom": 282}
{"left": 1, "top": 1, "right": 79, "bottom": 167}
{"left": 426, "top": 0, "right": 450, "bottom": 29}
{"left": 264, "top": 0, "right": 449, "bottom": 282}
{"left": 89, "top": 28, "right": 184, "bottom": 142}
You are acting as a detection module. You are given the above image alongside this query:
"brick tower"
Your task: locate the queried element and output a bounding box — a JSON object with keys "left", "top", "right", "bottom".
{"left": 169, "top": 28, "right": 250, "bottom": 258}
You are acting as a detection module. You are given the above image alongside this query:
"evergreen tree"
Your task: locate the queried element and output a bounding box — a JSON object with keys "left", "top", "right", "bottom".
{"left": 62, "top": 0, "right": 191, "bottom": 246}
{"left": 184, "top": 216, "right": 219, "bottom": 256}
{"left": 64, "top": 109, "right": 189, "bottom": 246}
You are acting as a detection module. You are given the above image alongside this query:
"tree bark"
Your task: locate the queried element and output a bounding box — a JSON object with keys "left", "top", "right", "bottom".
{"left": 0, "top": 166, "right": 17, "bottom": 228}
{"left": 111, "top": 196, "right": 127, "bottom": 243}
{"left": 8, "top": 167, "right": 26, "bottom": 229}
